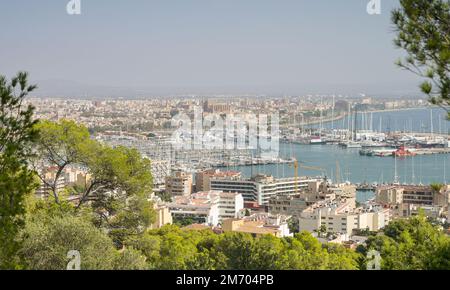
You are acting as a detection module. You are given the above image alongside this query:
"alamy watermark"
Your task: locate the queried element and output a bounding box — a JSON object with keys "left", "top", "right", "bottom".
{"left": 367, "top": 0, "right": 381, "bottom": 15}
{"left": 67, "top": 250, "right": 81, "bottom": 270}
{"left": 366, "top": 249, "right": 381, "bottom": 270}
{"left": 66, "top": 1, "right": 379, "bottom": 16}
{"left": 171, "top": 106, "right": 280, "bottom": 159}
{"left": 67, "top": 0, "right": 81, "bottom": 15}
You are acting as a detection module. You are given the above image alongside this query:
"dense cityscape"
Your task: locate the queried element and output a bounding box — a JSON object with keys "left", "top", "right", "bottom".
{"left": 0, "top": 0, "right": 449, "bottom": 279}
{"left": 28, "top": 95, "right": 450, "bottom": 247}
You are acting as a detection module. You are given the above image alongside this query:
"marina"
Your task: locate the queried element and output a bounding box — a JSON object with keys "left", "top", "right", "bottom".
{"left": 102, "top": 107, "right": 450, "bottom": 198}
{"left": 221, "top": 142, "right": 449, "bottom": 189}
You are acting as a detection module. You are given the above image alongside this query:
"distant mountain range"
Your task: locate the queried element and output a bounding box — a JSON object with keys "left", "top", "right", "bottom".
{"left": 31, "top": 79, "right": 423, "bottom": 99}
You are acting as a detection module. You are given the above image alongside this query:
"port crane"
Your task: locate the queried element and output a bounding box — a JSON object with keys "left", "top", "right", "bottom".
{"left": 289, "top": 159, "right": 327, "bottom": 194}
{"left": 300, "top": 164, "right": 327, "bottom": 175}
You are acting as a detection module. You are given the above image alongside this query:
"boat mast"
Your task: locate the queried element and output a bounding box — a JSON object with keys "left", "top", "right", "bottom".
{"left": 331, "top": 94, "right": 335, "bottom": 131}
{"left": 430, "top": 109, "right": 434, "bottom": 138}
{"left": 353, "top": 106, "right": 358, "bottom": 142}
{"left": 379, "top": 116, "right": 382, "bottom": 133}
{"left": 347, "top": 103, "right": 351, "bottom": 142}
{"left": 444, "top": 155, "right": 447, "bottom": 184}
{"left": 371, "top": 112, "right": 373, "bottom": 132}
{"left": 394, "top": 153, "right": 399, "bottom": 184}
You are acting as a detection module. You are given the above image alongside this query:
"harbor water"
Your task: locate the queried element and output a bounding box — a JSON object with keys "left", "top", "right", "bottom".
{"left": 221, "top": 108, "right": 449, "bottom": 202}
{"left": 226, "top": 143, "right": 449, "bottom": 185}
{"left": 225, "top": 143, "right": 449, "bottom": 202}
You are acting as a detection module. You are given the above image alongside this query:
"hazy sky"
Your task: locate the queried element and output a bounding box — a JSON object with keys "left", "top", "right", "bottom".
{"left": 0, "top": 0, "right": 422, "bottom": 96}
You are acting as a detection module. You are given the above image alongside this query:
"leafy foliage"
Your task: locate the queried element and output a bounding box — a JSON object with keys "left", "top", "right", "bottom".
{"left": 124, "top": 226, "right": 360, "bottom": 270}
{"left": 392, "top": 0, "right": 450, "bottom": 118}
{"left": 82, "top": 145, "right": 155, "bottom": 246}
{"left": 20, "top": 198, "right": 148, "bottom": 270}
{"left": 33, "top": 120, "right": 94, "bottom": 203}
{"left": 361, "top": 215, "right": 450, "bottom": 270}
{"left": 0, "top": 72, "right": 38, "bottom": 269}
{"left": 33, "top": 120, "right": 155, "bottom": 246}
{"left": 20, "top": 214, "right": 117, "bottom": 270}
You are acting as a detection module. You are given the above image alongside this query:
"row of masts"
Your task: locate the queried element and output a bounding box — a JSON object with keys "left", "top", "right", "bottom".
{"left": 292, "top": 110, "right": 448, "bottom": 136}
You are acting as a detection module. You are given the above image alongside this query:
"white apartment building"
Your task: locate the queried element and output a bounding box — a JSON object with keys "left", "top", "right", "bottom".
{"left": 35, "top": 175, "right": 66, "bottom": 199}
{"left": 167, "top": 190, "right": 244, "bottom": 226}
{"left": 268, "top": 181, "right": 356, "bottom": 217}
{"left": 211, "top": 178, "right": 257, "bottom": 202}
{"left": 218, "top": 192, "right": 244, "bottom": 222}
{"left": 401, "top": 204, "right": 444, "bottom": 219}
{"left": 210, "top": 174, "right": 323, "bottom": 206}
{"left": 35, "top": 166, "right": 74, "bottom": 198}
{"left": 168, "top": 191, "right": 220, "bottom": 226}
{"left": 298, "top": 198, "right": 390, "bottom": 236}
